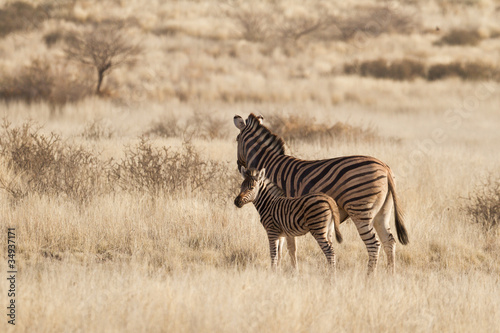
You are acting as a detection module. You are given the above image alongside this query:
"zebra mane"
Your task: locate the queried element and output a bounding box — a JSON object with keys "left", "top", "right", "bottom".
{"left": 245, "top": 168, "right": 285, "bottom": 197}
{"left": 246, "top": 114, "right": 286, "bottom": 156}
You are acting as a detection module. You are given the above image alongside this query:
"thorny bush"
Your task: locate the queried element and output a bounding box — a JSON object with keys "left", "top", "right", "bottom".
{"left": 267, "top": 114, "right": 380, "bottom": 147}
{"left": 0, "top": 122, "right": 239, "bottom": 205}
{"left": 464, "top": 174, "right": 500, "bottom": 231}
{"left": 0, "top": 120, "right": 110, "bottom": 203}
{"left": 111, "top": 137, "right": 239, "bottom": 203}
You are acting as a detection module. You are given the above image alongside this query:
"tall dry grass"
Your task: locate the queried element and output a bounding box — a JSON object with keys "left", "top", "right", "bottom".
{"left": 1, "top": 99, "right": 499, "bottom": 332}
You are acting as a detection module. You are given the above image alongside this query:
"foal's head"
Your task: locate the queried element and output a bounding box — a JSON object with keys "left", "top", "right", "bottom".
{"left": 234, "top": 167, "right": 266, "bottom": 208}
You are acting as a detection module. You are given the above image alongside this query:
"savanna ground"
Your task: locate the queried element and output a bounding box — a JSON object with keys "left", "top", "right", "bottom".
{"left": 1, "top": 0, "right": 500, "bottom": 332}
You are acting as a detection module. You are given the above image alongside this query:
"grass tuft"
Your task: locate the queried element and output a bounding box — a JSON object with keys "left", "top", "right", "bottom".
{"left": 464, "top": 174, "right": 500, "bottom": 231}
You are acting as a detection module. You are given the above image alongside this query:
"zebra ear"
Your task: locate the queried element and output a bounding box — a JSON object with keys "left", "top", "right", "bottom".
{"left": 234, "top": 115, "right": 245, "bottom": 130}
{"left": 259, "top": 168, "right": 266, "bottom": 180}
{"left": 257, "top": 115, "right": 264, "bottom": 124}
{"left": 240, "top": 166, "right": 247, "bottom": 177}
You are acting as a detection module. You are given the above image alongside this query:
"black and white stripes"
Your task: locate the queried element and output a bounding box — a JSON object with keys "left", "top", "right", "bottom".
{"left": 234, "top": 168, "right": 343, "bottom": 270}
{"left": 234, "top": 113, "right": 409, "bottom": 274}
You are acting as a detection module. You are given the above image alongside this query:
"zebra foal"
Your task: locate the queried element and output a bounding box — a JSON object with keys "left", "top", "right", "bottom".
{"left": 234, "top": 167, "right": 343, "bottom": 271}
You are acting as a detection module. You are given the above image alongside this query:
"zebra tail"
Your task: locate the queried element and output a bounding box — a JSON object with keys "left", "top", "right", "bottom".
{"left": 387, "top": 170, "right": 409, "bottom": 245}
{"left": 327, "top": 198, "right": 343, "bottom": 244}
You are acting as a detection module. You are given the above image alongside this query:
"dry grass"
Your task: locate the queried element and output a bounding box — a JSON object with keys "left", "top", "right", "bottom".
{"left": 1, "top": 0, "right": 500, "bottom": 332}
{"left": 464, "top": 174, "right": 500, "bottom": 231}
{"left": 344, "top": 58, "right": 426, "bottom": 81}
{"left": 267, "top": 113, "right": 381, "bottom": 146}
{"left": 1, "top": 102, "right": 499, "bottom": 331}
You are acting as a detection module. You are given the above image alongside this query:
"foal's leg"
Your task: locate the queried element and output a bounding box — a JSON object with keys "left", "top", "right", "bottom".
{"left": 310, "top": 230, "right": 336, "bottom": 270}
{"left": 267, "top": 232, "right": 280, "bottom": 271}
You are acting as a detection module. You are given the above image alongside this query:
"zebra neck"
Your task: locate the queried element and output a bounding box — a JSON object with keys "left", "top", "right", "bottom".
{"left": 246, "top": 133, "right": 286, "bottom": 169}
{"left": 255, "top": 154, "right": 296, "bottom": 182}
{"left": 253, "top": 179, "right": 285, "bottom": 216}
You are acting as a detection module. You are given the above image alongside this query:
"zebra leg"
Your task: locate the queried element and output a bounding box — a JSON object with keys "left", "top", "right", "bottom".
{"left": 285, "top": 236, "right": 298, "bottom": 271}
{"left": 267, "top": 232, "right": 280, "bottom": 271}
{"left": 277, "top": 237, "right": 285, "bottom": 267}
{"left": 373, "top": 193, "right": 396, "bottom": 274}
{"left": 352, "top": 218, "right": 381, "bottom": 275}
{"left": 310, "top": 230, "right": 336, "bottom": 270}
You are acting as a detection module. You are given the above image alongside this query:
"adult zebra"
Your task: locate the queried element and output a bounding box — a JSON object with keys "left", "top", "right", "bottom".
{"left": 233, "top": 114, "right": 409, "bottom": 274}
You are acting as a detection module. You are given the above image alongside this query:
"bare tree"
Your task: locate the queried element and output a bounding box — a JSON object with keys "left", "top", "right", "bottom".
{"left": 277, "top": 16, "right": 327, "bottom": 42}
{"left": 65, "top": 24, "right": 139, "bottom": 94}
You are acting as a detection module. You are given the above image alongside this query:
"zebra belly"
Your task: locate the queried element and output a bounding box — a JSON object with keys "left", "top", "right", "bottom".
{"left": 274, "top": 216, "right": 309, "bottom": 237}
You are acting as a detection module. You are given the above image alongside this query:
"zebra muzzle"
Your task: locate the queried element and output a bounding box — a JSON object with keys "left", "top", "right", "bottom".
{"left": 234, "top": 196, "right": 244, "bottom": 208}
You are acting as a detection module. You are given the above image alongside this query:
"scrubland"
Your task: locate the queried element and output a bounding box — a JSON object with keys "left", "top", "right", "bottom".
{"left": 1, "top": 0, "right": 500, "bottom": 332}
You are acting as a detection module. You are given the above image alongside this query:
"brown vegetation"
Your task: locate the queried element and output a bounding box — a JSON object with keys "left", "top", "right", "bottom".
{"left": 344, "top": 58, "right": 426, "bottom": 81}
{"left": 0, "top": 120, "right": 109, "bottom": 204}
{"left": 228, "top": 3, "right": 418, "bottom": 43}
{"left": 145, "top": 113, "right": 229, "bottom": 140}
{"left": 0, "top": 121, "right": 237, "bottom": 205}
{"left": 427, "top": 61, "right": 497, "bottom": 81}
{"left": 0, "top": 1, "right": 47, "bottom": 37}
{"left": 111, "top": 137, "right": 237, "bottom": 202}
{"left": 267, "top": 114, "right": 380, "bottom": 146}
{"left": 0, "top": 58, "right": 91, "bottom": 108}
{"left": 435, "top": 28, "right": 483, "bottom": 46}
{"left": 344, "top": 58, "right": 498, "bottom": 81}
{"left": 464, "top": 174, "right": 500, "bottom": 231}
{"left": 333, "top": 6, "right": 417, "bottom": 41}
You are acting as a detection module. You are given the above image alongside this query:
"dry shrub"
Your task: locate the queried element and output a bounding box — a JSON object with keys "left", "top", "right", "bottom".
{"left": 228, "top": 4, "right": 416, "bottom": 44}
{"left": 43, "top": 30, "right": 78, "bottom": 48}
{"left": 267, "top": 114, "right": 379, "bottom": 146}
{"left": 427, "top": 62, "right": 497, "bottom": 81}
{"left": 145, "top": 114, "right": 186, "bottom": 139}
{"left": 145, "top": 114, "right": 229, "bottom": 140}
{"left": 229, "top": 5, "right": 271, "bottom": 42}
{"left": 111, "top": 137, "right": 238, "bottom": 203}
{"left": 435, "top": 28, "right": 483, "bottom": 46}
{"left": 0, "top": 1, "right": 47, "bottom": 37}
{"left": 464, "top": 174, "right": 500, "bottom": 231}
{"left": 0, "top": 59, "right": 53, "bottom": 103}
{"left": 81, "top": 119, "right": 115, "bottom": 140}
{"left": 151, "top": 26, "right": 181, "bottom": 37}
{"left": 344, "top": 58, "right": 425, "bottom": 81}
{"left": 332, "top": 6, "right": 417, "bottom": 41}
{"left": 0, "top": 121, "right": 110, "bottom": 203}
{"left": 276, "top": 15, "right": 327, "bottom": 43}
{"left": 0, "top": 121, "right": 239, "bottom": 205}
{"left": 388, "top": 59, "right": 426, "bottom": 80}
{"left": 345, "top": 59, "right": 497, "bottom": 82}
{"left": 0, "top": 58, "right": 91, "bottom": 107}
{"left": 191, "top": 113, "right": 229, "bottom": 140}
